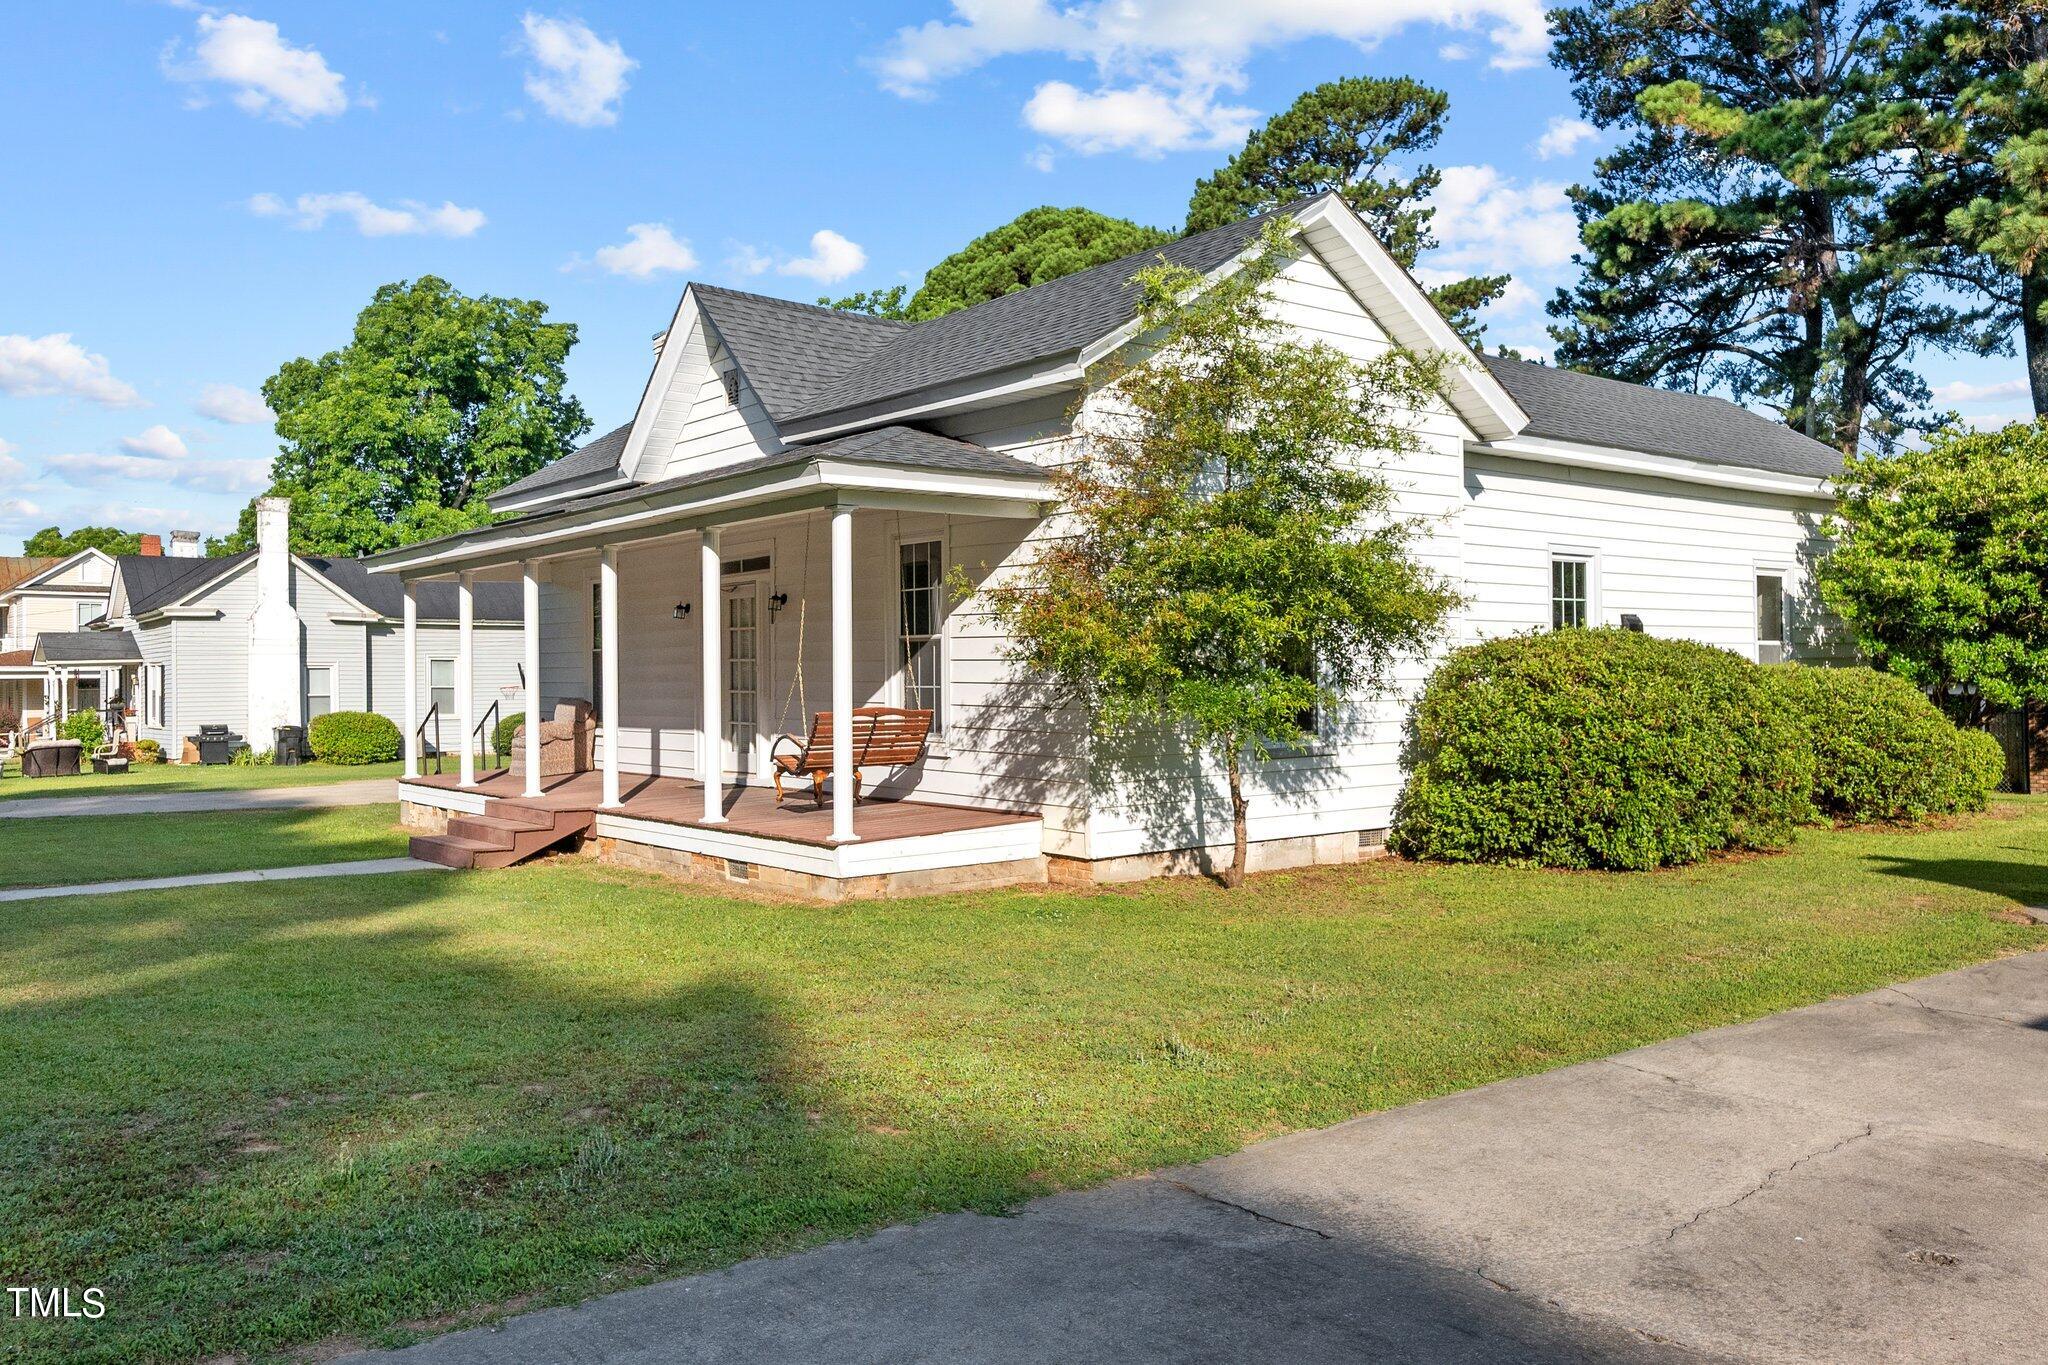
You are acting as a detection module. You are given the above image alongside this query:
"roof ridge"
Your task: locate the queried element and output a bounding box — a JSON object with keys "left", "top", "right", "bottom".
{"left": 688, "top": 282, "right": 913, "bottom": 328}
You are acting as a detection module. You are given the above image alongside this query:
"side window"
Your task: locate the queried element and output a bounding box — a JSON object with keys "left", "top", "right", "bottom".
{"left": 305, "top": 665, "right": 334, "bottom": 720}
{"left": 75, "top": 600, "right": 98, "bottom": 629}
{"left": 1756, "top": 574, "right": 1786, "bottom": 664}
{"left": 897, "top": 540, "right": 944, "bottom": 733}
{"left": 589, "top": 582, "right": 604, "bottom": 718}
{"left": 1551, "top": 557, "right": 1591, "bottom": 629}
{"left": 429, "top": 658, "right": 455, "bottom": 721}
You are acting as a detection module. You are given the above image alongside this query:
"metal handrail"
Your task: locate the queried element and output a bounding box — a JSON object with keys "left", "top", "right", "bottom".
{"left": 474, "top": 699, "right": 502, "bottom": 771}
{"left": 416, "top": 703, "right": 443, "bottom": 776}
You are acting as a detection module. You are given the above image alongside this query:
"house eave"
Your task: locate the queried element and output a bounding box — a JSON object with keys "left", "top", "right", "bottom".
{"left": 1469, "top": 434, "right": 1837, "bottom": 498}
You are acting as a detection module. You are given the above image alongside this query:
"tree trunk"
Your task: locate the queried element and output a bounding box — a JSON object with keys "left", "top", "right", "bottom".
{"left": 1223, "top": 746, "right": 1249, "bottom": 889}
{"left": 2023, "top": 270, "right": 2048, "bottom": 420}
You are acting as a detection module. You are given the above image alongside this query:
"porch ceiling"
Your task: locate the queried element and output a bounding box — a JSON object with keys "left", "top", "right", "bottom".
{"left": 366, "top": 427, "right": 1053, "bottom": 580}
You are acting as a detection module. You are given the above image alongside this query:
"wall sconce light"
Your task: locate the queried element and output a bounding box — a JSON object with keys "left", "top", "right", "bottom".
{"left": 672, "top": 602, "right": 691, "bottom": 620}
{"left": 768, "top": 591, "right": 789, "bottom": 614}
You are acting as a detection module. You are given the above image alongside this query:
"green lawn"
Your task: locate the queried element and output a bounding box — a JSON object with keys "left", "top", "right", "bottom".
{"left": 0, "top": 759, "right": 405, "bottom": 801}
{"left": 0, "top": 805, "right": 411, "bottom": 889}
{"left": 5, "top": 801, "right": 2044, "bottom": 1362}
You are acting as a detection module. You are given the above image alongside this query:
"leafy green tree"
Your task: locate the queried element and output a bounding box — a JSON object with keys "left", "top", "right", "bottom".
{"left": 21, "top": 526, "right": 143, "bottom": 558}
{"left": 818, "top": 286, "right": 909, "bottom": 319}
{"left": 1893, "top": 0, "right": 2048, "bottom": 416}
{"left": 984, "top": 219, "right": 1462, "bottom": 887}
{"left": 1547, "top": 0, "right": 2002, "bottom": 453}
{"left": 218, "top": 276, "right": 588, "bottom": 557}
{"left": 904, "top": 207, "right": 1172, "bottom": 322}
{"left": 1185, "top": 77, "right": 1509, "bottom": 342}
{"left": 1817, "top": 419, "right": 2048, "bottom": 720}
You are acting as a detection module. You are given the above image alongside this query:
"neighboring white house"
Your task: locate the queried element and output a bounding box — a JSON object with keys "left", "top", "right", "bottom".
{"left": 370, "top": 191, "right": 1845, "bottom": 896}
{"left": 0, "top": 548, "right": 125, "bottom": 731}
{"left": 101, "top": 500, "right": 525, "bottom": 759}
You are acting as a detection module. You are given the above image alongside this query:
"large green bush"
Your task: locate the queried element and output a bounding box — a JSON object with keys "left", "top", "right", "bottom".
{"left": 492, "top": 711, "right": 525, "bottom": 759}
{"left": 1391, "top": 630, "right": 1815, "bottom": 870}
{"left": 59, "top": 709, "right": 105, "bottom": 752}
{"left": 307, "top": 711, "right": 401, "bottom": 765}
{"left": 1766, "top": 665, "right": 2005, "bottom": 820}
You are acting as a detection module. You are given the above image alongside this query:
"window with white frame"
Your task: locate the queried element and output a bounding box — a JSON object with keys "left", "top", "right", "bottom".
{"left": 75, "top": 600, "right": 98, "bottom": 629}
{"left": 1551, "top": 557, "right": 1591, "bottom": 629}
{"left": 589, "top": 582, "right": 603, "bottom": 718}
{"left": 146, "top": 663, "right": 165, "bottom": 728}
{"left": 1756, "top": 574, "right": 1786, "bottom": 664}
{"left": 429, "top": 658, "right": 455, "bottom": 731}
{"left": 305, "top": 665, "right": 335, "bottom": 720}
{"left": 898, "top": 540, "right": 944, "bottom": 732}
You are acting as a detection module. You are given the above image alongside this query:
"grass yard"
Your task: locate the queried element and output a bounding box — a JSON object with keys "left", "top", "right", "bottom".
{"left": 0, "top": 805, "right": 411, "bottom": 889}
{"left": 0, "top": 759, "right": 406, "bottom": 802}
{"left": 4, "top": 800, "right": 2044, "bottom": 1362}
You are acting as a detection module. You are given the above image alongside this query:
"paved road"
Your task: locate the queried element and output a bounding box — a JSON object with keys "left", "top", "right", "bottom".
{"left": 0, "top": 857, "right": 447, "bottom": 902}
{"left": 365, "top": 951, "right": 2048, "bottom": 1364}
{"left": 0, "top": 777, "right": 396, "bottom": 819}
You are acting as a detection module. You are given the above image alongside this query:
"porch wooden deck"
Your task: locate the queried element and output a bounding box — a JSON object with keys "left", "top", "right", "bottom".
{"left": 401, "top": 767, "right": 1037, "bottom": 849}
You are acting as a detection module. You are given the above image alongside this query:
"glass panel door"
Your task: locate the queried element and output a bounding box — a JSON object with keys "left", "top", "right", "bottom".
{"left": 724, "top": 584, "right": 761, "bottom": 777}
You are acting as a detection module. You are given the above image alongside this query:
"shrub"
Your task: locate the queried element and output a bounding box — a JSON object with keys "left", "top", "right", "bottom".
{"left": 1766, "top": 665, "right": 2005, "bottom": 820}
{"left": 59, "top": 709, "right": 105, "bottom": 752}
{"left": 308, "top": 711, "right": 401, "bottom": 765}
{"left": 1391, "top": 629, "right": 1815, "bottom": 870}
{"left": 230, "top": 745, "right": 274, "bottom": 767}
{"left": 134, "top": 739, "right": 166, "bottom": 765}
{"left": 492, "top": 711, "right": 525, "bottom": 759}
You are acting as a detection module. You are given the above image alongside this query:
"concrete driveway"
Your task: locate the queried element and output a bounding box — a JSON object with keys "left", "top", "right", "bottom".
{"left": 366, "top": 951, "right": 2048, "bottom": 1364}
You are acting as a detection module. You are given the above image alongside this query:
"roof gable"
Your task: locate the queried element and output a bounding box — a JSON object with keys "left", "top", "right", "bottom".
{"left": 5, "top": 548, "right": 115, "bottom": 598}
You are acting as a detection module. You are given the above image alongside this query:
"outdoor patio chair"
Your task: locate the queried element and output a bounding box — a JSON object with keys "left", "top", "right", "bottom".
{"left": 770, "top": 706, "right": 933, "bottom": 806}
{"left": 22, "top": 740, "right": 83, "bottom": 779}
{"left": 510, "top": 698, "right": 596, "bottom": 779}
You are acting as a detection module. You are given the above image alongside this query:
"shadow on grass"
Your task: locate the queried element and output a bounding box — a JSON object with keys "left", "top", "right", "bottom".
{"left": 0, "top": 802, "right": 409, "bottom": 889}
{"left": 1867, "top": 852, "right": 2048, "bottom": 907}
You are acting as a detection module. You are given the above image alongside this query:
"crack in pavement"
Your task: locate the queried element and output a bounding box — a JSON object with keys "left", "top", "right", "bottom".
{"left": 1879, "top": 984, "right": 2027, "bottom": 1027}
{"left": 1164, "top": 1180, "right": 1335, "bottom": 1240}
{"left": 1664, "top": 1124, "right": 1876, "bottom": 1243}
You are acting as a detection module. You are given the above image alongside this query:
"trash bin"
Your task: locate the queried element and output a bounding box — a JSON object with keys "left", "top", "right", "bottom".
{"left": 274, "top": 725, "right": 310, "bottom": 766}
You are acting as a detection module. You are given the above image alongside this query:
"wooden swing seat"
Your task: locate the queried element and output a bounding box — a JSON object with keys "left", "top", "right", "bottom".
{"left": 770, "top": 707, "right": 933, "bottom": 806}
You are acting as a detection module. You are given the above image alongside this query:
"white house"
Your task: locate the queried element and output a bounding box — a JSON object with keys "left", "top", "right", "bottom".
{"left": 102, "top": 500, "right": 526, "bottom": 760}
{"left": 0, "top": 548, "right": 126, "bottom": 732}
{"left": 369, "top": 191, "right": 1843, "bottom": 897}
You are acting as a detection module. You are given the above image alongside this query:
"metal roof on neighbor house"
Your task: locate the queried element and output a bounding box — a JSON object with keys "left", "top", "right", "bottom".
{"left": 1478, "top": 355, "right": 1844, "bottom": 479}
{"left": 0, "top": 557, "right": 61, "bottom": 594}
{"left": 34, "top": 632, "right": 142, "bottom": 665}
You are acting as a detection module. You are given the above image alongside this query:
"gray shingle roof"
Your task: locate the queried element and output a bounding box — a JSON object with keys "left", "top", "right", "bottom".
{"left": 691, "top": 289, "right": 910, "bottom": 421}
{"left": 1479, "top": 355, "right": 1844, "bottom": 479}
{"left": 115, "top": 553, "right": 520, "bottom": 622}
{"left": 35, "top": 632, "right": 142, "bottom": 664}
{"left": 488, "top": 422, "right": 634, "bottom": 505}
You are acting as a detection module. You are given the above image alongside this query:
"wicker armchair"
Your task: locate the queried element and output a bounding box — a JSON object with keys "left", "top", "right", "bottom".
{"left": 510, "top": 699, "right": 595, "bottom": 778}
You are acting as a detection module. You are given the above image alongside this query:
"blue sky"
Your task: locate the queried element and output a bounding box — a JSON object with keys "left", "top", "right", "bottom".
{"left": 0, "top": 2, "right": 2032, "bottom": 553}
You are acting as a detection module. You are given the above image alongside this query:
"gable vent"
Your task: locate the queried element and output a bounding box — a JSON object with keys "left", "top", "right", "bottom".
{"left": 721, "top": 369, "right": 741, "bottom": 405}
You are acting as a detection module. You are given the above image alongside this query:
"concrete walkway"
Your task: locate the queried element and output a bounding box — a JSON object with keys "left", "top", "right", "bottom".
{"left": 365, "top": 951, "right": 2048, "bottom": 1365}
{"left": 0, "top": 857, "right": 446, "bottom": 902}
{"left": 0, "top": 776, "right": 396, "bottom": 819}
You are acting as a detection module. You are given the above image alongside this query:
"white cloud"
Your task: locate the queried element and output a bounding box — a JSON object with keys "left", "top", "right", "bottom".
{"left": 119, "top": 424, "right": 189, "bottom": 459}
{"left": 0, "top": 333, "right": 145, "bottom": 408}
{"left": 45, "top": 451, "right": 271, "bottom": 494}
{"left": 0, "top": 498, "right": 43, "bottom": 533}
{"left": 195, "top": 382, "right": 274, "bottom": 426}
{"left": 872, "top": 1, "right": 1550, "bottom": 153}
{"left": 1422, "top": 165, "right": 1580, "bottom": 277}
{"left": 724, "top": 244, "right": 773, "bottom": 277}
{"left": 164, "top": 13, "right": 348, "bottom": 123}
{"left": 248, "top": 191, "right": 486, "bottom": 238}
{"left": 1022, "top": 80, "right": 1254, "bottom": 156}
{"left": 1438, "top": 42, "right": 1473, "bottom": 60}
{"left": 518, "top": 13, "right": 635, "bottom": 127}
{"left": 572, "top": 223, "right": 698, "bottom": 279}
{"left": 0, "top": 439, "right": 23, "bottom": 482}
{"left": 1932, "top": 376, "right": 2028, "bottom": 404}
{"left": 1533, "top": 116, "right": 1598, "bottom": 160}
{"left": 1025, "top": 145, "right": 1058, "bottom": 172}
{"left": 777, "top": 230, "right": 868, "bottom": 284}
{"left": 1959, "top": 410, "right": 2032, "bottom": 431}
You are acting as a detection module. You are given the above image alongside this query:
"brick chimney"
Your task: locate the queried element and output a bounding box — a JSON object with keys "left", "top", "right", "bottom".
{"left": 138, "top": 533, "right": 163, "bottom": 557}
{"left": 169, "top": 530, "right": 201, "bottom": 559}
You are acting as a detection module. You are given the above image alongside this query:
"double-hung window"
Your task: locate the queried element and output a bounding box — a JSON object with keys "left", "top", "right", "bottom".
{"left": 898, "top": 540, "right": 944, "bottom": 733}
{"left": 1551, "top": 557, "right": 1591, "bottom": 629}
{"left": 1756, "top": 574, "right": 1786, "bottom": 664}
{"left": 429, "top": 658, "right": 455, "bottom": 728}
{"left": 589, "top": 582, "right": 604, "bottom": 719}
{"left": 305, "top": 665, "right": 335, "bottom": 720}
{"left": 145, "top": 663, "right": 166, "bottom": 728}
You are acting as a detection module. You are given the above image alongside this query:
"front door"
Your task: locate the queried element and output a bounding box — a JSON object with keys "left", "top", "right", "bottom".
{"left": 723, "top": 581, "right": 763, "bottom": 779}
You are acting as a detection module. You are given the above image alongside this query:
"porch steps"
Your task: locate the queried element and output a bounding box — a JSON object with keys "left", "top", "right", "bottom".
{"left": 409, "top": 802, "right": 596, "bottom": 870}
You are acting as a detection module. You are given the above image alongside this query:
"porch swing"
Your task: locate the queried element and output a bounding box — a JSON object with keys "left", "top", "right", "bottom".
{"left": 764, "top": 512, "right": 935, "bottom": 807}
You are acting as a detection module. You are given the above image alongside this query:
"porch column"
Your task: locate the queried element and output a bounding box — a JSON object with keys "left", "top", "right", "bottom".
{"left": 600, "top": 546, "right": 622, "bottom": 809}
{"left": 522, "top": 559, "right": 543, "bottom": 799}
{"left": 401, "top": 579, "right": 419, "bottom": 779}
{"left": 699, "top": 527, "right": 725, "bottom": 823}
{"left": 457, "top": 571, "right": 476, "bottom": 787}
{"left": 831, "top": 506, "right": 858, "bottom": 843}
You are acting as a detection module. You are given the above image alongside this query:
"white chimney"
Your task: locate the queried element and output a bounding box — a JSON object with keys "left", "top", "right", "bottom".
{"left": 169, "top": 530, "right": 201, "bottom": 559}
{"left": 246, "top": 496, "right": 301, "bottom": 743}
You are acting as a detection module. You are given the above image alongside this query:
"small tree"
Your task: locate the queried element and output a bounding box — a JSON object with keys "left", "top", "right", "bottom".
{"left": 988, "top": 219, "right": 1462, "bottom": 887}
{"left": 1817, "top": 419, "right": 2048, "bottom": 720}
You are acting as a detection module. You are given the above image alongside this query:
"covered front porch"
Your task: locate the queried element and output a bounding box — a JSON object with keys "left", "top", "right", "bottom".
{"left": 373, "top": 429, "right": 1055, "bottom": 895}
